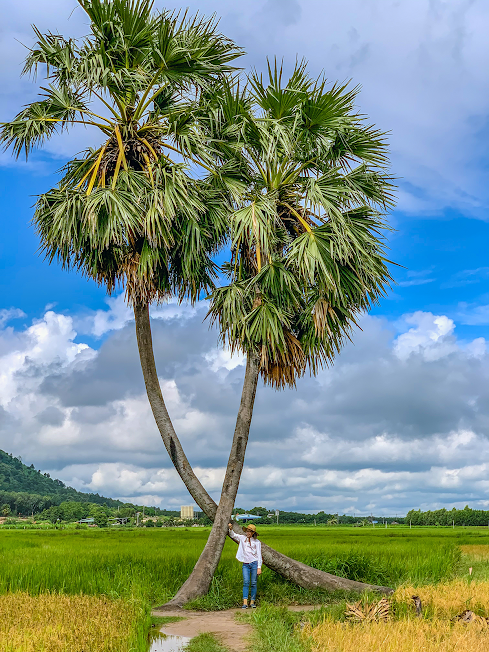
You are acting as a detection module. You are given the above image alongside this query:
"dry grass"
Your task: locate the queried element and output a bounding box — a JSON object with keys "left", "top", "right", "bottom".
{"left": 303, "top": 619, "right": 489, "bottom": 652}
{"left": 460, "top": 544, "right": 489, "bottom": 560}
{"left": 395, "top": 579, "right": 489, "bottom": 619}
{"left": 0, "top": 592, "right": 142, "bottom": 652}
{"left": 303, "top": 580, "right": 489, "bottom": 652}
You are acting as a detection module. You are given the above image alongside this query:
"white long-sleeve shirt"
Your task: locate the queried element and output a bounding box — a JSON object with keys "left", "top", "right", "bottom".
{"left": 228, "top": 529, "right": 263, "bottom": 568}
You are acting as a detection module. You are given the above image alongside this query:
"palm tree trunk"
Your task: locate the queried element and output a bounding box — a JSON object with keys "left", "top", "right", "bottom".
{"left": 134, "top": 301, "right": 393, "bottom": 597}
{"left": 134, "top": 300, "right": 216, "bottom": 518}
{"left": 160, "top": 350, "right": 260, "bottom": 608}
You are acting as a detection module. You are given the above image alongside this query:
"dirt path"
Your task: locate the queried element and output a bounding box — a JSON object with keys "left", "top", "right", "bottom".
{"left": 152, "top": 605, "right": 322, "bottom": 651}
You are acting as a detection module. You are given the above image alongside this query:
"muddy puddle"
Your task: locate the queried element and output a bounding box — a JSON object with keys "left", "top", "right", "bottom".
{"left": 148, "top": 632, "right": 190, "bottom": 652}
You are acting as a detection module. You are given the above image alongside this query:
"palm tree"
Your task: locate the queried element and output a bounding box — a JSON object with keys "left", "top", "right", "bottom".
{"left": 161, "top": 62, "right": 396, "bottom": 606}
{"left": 2, "top": 2, "right": 394, "bottom": 604}
{"left": 1, "top": 0, "right": 242, "bottom": 518}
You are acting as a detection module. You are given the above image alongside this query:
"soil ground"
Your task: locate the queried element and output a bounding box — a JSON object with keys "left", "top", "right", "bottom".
{"left": 152, "top": 605, "right": 321, "bottom": 651}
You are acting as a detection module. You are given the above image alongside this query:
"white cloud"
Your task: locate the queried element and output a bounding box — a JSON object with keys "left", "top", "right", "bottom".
{"left": 0, "top": 311, "right": 93, "bottom": 409}
{"left": 393, "top": 311, "right": 458, "bottom": 361}
{"left": 204, "top": 348, "right": 246, "bottom": 374}
{"left": 0, "top": 308, "right": 25, "bottom": 328}
{"left": 466, "top": 337, "right": 487, "bottom": 359}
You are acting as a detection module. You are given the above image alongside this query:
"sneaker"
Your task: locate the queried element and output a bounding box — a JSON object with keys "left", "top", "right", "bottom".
{"left": 251, "top": 604, "right": 257, "bottom": 608}
{"left": 241, "top": 605, "right": 248, "bottom": 609}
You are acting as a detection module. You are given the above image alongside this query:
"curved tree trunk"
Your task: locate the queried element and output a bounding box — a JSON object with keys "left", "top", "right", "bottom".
{"left": 134, "top": 302, "right": 393, "bottom": 597}
{"left": 161, "top": 351, "right": 260, "bottom": 608}
{"left": 134, "top": 301, "right": 217, "bottom": 518}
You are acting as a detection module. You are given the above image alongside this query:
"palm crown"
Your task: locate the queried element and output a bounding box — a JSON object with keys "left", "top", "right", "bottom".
{"left": 1, "top": 0, "right": 242, "bottom": 303}
{"left": 203, "top": 62, "right": 395, "bottom": 387}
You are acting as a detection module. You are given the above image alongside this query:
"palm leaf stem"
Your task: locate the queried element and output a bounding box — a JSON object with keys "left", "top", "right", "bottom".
{"left": 86, "top": 143, "right": 107, "bottom": 196}
{"left": 111, "top": 149, "right": 123, "bottom": 189}
{"left": 75, "top": 155, "right": 101, "bottom": 189}
{"left": 84, "top": 110, "right": 114, "bottom": 125}
{"left": 243, "top": 146, "right": 268, "bottom": 184}
{"left": 140, "top": 137, "right": 159, "bottom": 161}
{"left": 114, "top": 125, "right": 128, "bottom": 171}
{"left": 133, "top": 73, "right": 168, "bottom": 121}
{"left": 282, "top": 159, "right": 317, "bottom": 185}
{"left": 142, "top": 151, "right": 154, "bottom": 186}
{"left": 282, "top": 201, "right": 312, "bottom": 232}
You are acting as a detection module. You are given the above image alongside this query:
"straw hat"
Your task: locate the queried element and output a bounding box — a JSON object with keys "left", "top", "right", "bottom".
{"left": 243, "top": 523, "right": 258, "bottom": 534}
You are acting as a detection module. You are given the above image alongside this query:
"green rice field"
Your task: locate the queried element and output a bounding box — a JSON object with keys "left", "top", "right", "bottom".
{"left": 1, "top": 526, "right": 489, "bottom": 650}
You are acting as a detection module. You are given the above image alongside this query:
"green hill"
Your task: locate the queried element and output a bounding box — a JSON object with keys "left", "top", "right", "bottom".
{"left": 0, "top": 449, "right": 124, "bottom": 509}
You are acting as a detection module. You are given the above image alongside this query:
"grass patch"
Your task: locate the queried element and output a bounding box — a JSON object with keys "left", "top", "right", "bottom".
{"left": 184, "top": 632, "right": 230, "bottom": 651}
{"left": 246, "top": 605, "right": 310, "bottom": 652}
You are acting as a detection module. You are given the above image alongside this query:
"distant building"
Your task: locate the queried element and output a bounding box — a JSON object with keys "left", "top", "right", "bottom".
{"left": 181, "top": 505, "right": 194, "bottom": 520}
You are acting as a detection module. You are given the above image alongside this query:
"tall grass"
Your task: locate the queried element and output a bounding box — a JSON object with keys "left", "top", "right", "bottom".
{"left": 0, "top": 526, "right": 479, "bottom": 607}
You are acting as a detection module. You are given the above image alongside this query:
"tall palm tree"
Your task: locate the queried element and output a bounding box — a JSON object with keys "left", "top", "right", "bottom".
{"left": 1, "top": 0, "right": 242, "bottom": 514}
{"left": 161, "top": 62, "right": 396, "bottom": 606}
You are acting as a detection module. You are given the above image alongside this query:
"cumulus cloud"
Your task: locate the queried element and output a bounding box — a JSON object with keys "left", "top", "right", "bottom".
{"left": 393, "top": 312, "right": 457, "bottom": 361}
{"left": 0, "top": 297, "right": 487, "bottom": 515}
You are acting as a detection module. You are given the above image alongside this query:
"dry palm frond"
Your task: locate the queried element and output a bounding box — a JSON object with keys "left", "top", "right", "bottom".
{"left": 345, "top": 597, "right": 391, "bottom": 622}
{"left": 261, "top": 329, "right": 306, "bottom": 389}
{"left": 312, "top": 296, "right": 333, "bottom": 336}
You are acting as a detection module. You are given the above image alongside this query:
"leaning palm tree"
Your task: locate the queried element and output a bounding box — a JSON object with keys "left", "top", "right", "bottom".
{"left": 161, "top": 62, "right": 396, "bottom": 606}
{"left": 1, "top": 0, "right": 242, "bottom": 510}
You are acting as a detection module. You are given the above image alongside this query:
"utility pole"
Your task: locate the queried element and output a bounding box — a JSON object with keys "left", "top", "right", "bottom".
{"left": 276, "top": 510, "right": 279, "bottom": 525}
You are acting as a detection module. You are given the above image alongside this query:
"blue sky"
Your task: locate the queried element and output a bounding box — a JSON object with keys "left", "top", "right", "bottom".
{"left": 0, "top": 0, "right": 487, "bottom": 514}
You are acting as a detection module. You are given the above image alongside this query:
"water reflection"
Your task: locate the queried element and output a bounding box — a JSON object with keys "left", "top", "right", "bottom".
{"left": 149, "top": 632, "right": 191, "bottom": 652}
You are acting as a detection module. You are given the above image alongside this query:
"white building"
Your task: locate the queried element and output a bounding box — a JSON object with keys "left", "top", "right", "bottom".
{"left": 180, "top": 505, "right": 194, "bottom": 520}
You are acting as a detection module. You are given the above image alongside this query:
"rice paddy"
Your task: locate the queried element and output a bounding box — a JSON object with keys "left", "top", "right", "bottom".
{"left": 0, "top": 526, "right": 489, "bottom": 650}
{"left": 0, "top": 592, "right": 144, "bottom": 652}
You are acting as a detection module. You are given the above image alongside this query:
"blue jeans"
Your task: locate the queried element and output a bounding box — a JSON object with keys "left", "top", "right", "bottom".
{"left": 242, "top": 560, "right": 258, "bottom": 600}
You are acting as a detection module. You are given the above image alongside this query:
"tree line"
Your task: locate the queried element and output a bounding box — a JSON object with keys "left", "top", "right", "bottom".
{"left": 236, "top": 507, "right": 405, "bottom": 525}
{"left": 0, "top": 490, "right": 179, "bottom": 520}
{"left": 406, "top": 506, "right": 489, "bottom": 527}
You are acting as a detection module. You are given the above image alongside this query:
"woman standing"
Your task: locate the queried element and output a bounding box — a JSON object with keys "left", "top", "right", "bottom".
{"left": 228, "top": 522, "right": 262, "bottom": 608}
